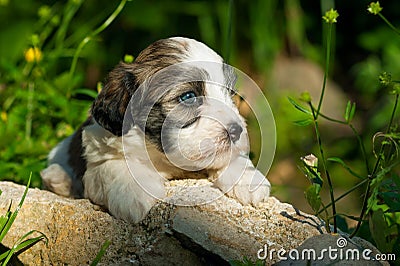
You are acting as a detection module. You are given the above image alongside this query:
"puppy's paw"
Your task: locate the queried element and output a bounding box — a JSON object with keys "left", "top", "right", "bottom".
{"left": 213, "top": 156, "right": 271, "bottom": 206}
{"left": 108, "top": 188, "right": 157, "bottom": 223}
{"left": 40, "top": 164, "right": 73, "bottom": 197}
{"left": 227, "top": 168, "right": 271, "bottom": 206}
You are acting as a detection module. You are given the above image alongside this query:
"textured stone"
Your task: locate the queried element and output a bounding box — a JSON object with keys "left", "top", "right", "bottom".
{"left": 0, "top": 180, "right": 360, "bottom": 265}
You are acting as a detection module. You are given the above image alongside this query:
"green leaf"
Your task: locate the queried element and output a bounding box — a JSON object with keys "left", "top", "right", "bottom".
{"left": 378, "top": 178, "right": 400, "bottom": 212}
{"left": 305, "top": 184, "right": 322, "bottom": 213}
{"left": 288, "top": 97, "right": 312, "bottom": 115}
{"left": 0, "top": 174, "right": 47, "bottom": 265}
{"left": 344, "top": 101, "right": 356, "bottom": 123}
{"left": 327, "top": 157, "right": 364, "bottom": 179}
{"left": 392, "top": 174, "right": 400, "bottom": 188}
{"left": 229, "top": 261, "right": 242, "bottom": 266}
{"left": 369, "top": 209, "right": 396, "bottom": 252}
{"left": 349, "top": 103, "right": 356, "bottom": 122}
{"left": 72, "top": 88, "right": 98, "bottom": 99}
{"left": 0, "top": 209, "right": 11, "bottom": 234}
{"left": 293, "top": 118, "right": 313, "bottom": 126}
{"left": 345, "top": 101, "right": 351, "bottom": 122}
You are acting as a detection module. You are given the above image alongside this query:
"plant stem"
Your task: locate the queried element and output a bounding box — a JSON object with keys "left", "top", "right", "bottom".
{"left": 349, "top": 124, "right": 371, "bottom": 174}
{"left": 307, "top": 18, "right": 337, "bottom": 232}
{"left": 55, "top": 1, "right": 82, "bottom": 50}
{"left": 318, "top": 112, "right": 347, "bottom": 124}
{"left": 350, "top": 93, "right": 399, "bottom": 238}
{"left": 224, "top": 0, "right": 234, "bottom": 63}
{"left": 386, "top": 94, "right": 399, "bottom": 133}
{"left": 316, "top": 178, "right": 368, "bottom": 216}
{"left": 25, "top": 82, "right": 34, "bottom": 140}
{"left": 349, "top": 180, "right": 371, "bottom": 238}
{"left": 316, "top": 23, "right": 333, "bottom": 118}
{"left": 310, "top": 103, "right": 337, "bottom": 233}
{"left": 316, "top": 109, "right": 371, "bottom": 176}
{"left": 378, "top": 13, "right": 400, "bottom": 36}
{"left": 319, "top": 201, "right": 331, "bottom": 228}
{"left": 67, "top": 0, "right": 128, "bottom": 98}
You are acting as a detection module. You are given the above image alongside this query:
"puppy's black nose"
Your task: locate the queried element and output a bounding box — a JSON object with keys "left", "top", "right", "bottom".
{"left": 227, "top": 123, "right": 243, "bottom": 143}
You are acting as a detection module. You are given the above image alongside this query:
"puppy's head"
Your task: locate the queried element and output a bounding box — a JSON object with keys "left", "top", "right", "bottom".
{"left": 92, "top": 37, "right": 249, "bottom": 171}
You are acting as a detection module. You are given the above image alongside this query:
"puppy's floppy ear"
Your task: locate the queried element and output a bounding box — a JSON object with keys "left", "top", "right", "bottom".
{"left": 91, "top": 62, "right": 137, "bottom": 136}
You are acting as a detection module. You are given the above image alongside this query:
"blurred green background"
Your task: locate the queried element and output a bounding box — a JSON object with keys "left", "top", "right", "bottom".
{"left": 0, "top": 0, "right": 399, "bottom": 220}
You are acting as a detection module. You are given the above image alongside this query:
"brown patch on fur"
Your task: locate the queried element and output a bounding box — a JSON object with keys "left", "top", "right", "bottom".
{"left": 133, "top": 38, "right": 189, "bottom": 84}
{"left": 90, "top": 64, "right": 137, "bottom": 135}
{"left": 91, "top": 38, "right": 188, "bottom": 136}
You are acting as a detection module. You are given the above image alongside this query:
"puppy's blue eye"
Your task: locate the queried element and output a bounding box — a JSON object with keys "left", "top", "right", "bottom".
{"left": 179, "top": 91, "right": 197, "bottom": 104}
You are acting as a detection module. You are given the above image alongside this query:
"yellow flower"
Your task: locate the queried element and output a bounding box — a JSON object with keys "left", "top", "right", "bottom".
{"left": 24, "top": 47, "right": 42, "bottom": 63}
{"left": 124, "top": 54, "right": 134, "bottom": 63}
{"left": 97, "top": 82, "right": 103, "bottom": 93}
{"left": 1, "top": 111, "right": 7, "bottom": 122}
{"left": 368, "top": 2, "right": 383, "bottom": 15}
{"left": 322, "top": 8, "right": 339, "bottom": 24}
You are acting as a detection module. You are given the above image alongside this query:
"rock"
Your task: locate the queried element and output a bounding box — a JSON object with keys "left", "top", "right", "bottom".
{"left": 0, "top": 180, "right": 381, "bottom": 265}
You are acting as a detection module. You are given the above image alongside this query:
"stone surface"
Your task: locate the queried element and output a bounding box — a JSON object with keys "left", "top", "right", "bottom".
{"left": 0, "top": 180, "right": 367, "bottom": 265}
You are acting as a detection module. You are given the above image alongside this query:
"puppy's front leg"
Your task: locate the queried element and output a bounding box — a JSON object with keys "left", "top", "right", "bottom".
{"left": 83, "top": 160, "right": 165, "bottom": 223}
{"left": 213, "top": 155, "right": 271, "bottom": 205}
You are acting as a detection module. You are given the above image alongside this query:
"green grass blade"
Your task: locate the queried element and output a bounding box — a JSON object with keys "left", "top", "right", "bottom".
{"left": 0, "top": 208, "right": 12, "bottom": 235}
{"left": 14, "top": 230, "right": 48, "bottom": 252}
{"left": 72, "top": 88, "right": 98, "bottom": 99}
{"left": 0, "top": 174, "right": 31, "bottom": 243}
{"left": 0, "top": 230, "right": 47, "bottom": 265}
{"left": 0, "top": 251, "right": 8, "bottom": 262}
{"left": 90, "top": 240, "right": 111, "bottom": 266}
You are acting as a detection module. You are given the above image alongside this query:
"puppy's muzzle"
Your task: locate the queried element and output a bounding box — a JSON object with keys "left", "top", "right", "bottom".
{"left": 227, "top": 122, "right": 243, "bottom": 143}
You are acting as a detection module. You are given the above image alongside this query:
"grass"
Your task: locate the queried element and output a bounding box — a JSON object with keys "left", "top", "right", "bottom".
{"left": 0, "top": 174, "right": 48, "bottom": 265}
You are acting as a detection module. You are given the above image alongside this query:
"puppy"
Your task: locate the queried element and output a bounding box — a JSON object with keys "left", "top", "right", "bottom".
{"left": 41, "top": 37, "right": 271, "bottom": 223}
